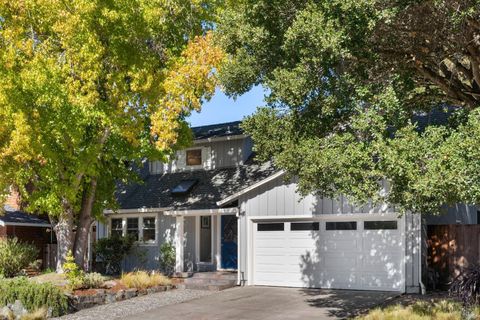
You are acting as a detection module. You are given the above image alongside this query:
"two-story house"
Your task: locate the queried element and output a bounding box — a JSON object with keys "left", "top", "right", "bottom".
{"left": 97, "top": 121, "right": 422, "bottom": 293}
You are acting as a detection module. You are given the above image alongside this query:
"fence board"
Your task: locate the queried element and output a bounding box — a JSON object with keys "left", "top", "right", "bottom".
{"left": 427, "top": 224, "right": 480, "bottom": 289}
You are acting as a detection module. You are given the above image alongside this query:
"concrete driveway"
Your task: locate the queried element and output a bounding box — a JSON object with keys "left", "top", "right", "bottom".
{"left": 122, "top": 286, "right": 398, "bottom": 320}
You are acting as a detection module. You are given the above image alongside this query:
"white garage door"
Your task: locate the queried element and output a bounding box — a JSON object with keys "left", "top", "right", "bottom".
{"left": 253, "top": 219, "right": 404, "bottom": 291}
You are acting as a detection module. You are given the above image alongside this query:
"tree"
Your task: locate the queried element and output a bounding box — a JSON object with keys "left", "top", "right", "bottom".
{"left": 0, "top": 0, "right": 223, "bottom": 271}
{"left": 215, "top": 0, "right": 480, "bottom": 214}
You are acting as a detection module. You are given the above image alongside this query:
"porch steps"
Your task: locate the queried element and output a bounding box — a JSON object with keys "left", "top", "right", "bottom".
{"left": 177, "top": 272, "right": 237, "bottom": 291}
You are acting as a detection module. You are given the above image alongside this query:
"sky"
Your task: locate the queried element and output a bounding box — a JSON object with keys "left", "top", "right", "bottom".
{"left": 186, "top": 85, "right": 266, "bottom": 127}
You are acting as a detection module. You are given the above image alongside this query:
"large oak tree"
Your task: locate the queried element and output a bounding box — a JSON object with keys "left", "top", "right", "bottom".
{"left": 216, "top": 0, "right": 480, "bottom": 214}
{"left": 0, "top": 0, "right": 223, "bottom": 271}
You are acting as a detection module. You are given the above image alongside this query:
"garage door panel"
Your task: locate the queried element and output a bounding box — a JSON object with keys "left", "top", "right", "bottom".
{"left": 253, "top": 218, "right": 403, "bottom": 292}
{"left": 320, "top": 238, "right": 360, "bottom": 251}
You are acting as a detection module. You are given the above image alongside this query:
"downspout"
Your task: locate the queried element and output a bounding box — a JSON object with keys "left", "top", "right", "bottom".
{"left": 418, "top": 216, "right": 426, "bottom": 295}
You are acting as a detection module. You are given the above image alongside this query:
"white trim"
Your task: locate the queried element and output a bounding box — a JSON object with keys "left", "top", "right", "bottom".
{"left": 193, "top": 134, "right": 247, "bottom": 145}
{"left": 175, "top": 216, "right": 185, "bottom": 273}
{"left": 210, "top": 215, "right": 215, "bottom": 264}
{"left": 216, "top": 171, "right": 286, "bottom": 206}
{"left": 164, "top": 208, "right": 238, "bottom": 217}
{"left": 0, "top": 221, "right": 51, "bottom": 227}
{"left": 195, "top": 216, "right": 200, "bottom": 264}
{"left": 104, "top": 207, "right": 169, "bottom": 214}
{"left": 216, "top": 215, "right": 221, "bottom": 270}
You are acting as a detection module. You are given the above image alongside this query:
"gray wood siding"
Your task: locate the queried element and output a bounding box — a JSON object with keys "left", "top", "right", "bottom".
{"left": 238, "top": 177, "right": 395, "bottom": 217}
{"left": 149, "top": 138, "right": 252, "bottom": 174}
{"left": 425, "top": 204, "right": 478, "bottom": 225}
{"left": 184, "top": 216, "right": 196, "bottom": 271}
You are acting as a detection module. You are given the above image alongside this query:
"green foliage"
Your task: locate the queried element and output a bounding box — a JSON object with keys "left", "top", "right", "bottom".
{"left": 0, "top": 238, "right": 39, "bottom": 278}
{"left": 63, "top": 251, "right": 84, "bottom": 290}
{"left": 159, "top": 242, "right": 176, "bottom": 276}
{"left": 94, "top": 235, "right": 135, "bottom": 275}
{"left": 357, "top": 300, "right": 478, "bottom": 320}
{"left": 0, "top": 0, "right": 223, "bottom": 267}
{"left": 0, "top": 277, "right": 68, "bottom": 317}
{"left": 82, "top": 272, "right": 105, "bottom": 289}
{"left": 120, "top": 271, "right": 171, "bottom": 289}
{"left": 216, "top": 1, "right": 480, "bottom": 214}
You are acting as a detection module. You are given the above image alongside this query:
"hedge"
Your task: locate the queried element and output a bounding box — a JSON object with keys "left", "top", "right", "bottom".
{"left": 0, "top": 277, "right": 68, "bottom": 316}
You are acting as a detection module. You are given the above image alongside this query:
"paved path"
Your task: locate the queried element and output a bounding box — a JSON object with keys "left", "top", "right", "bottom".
{"left": 53, "top": 289, "right": 214, "bottom": 320}
{"left": 122, "top": 286, "right": 399, "bottom": 320}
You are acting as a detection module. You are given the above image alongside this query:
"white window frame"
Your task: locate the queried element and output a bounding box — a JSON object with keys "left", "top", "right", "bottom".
{"left": 108, "top": 215, "right": 158, "bottom": 245}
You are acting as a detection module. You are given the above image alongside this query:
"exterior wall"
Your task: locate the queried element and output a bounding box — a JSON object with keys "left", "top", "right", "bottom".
{"left": 238, "top": 177, "right": 394, "bottom": 217}
{"left": 237, "top": 175, "right": 417, "bottom": 292}
{"left": 425, "top": 204, "right": 478, "bottom": 225}
{"left": 149, "top": 137, "right": 251, "bottom": 174}
{"left": 183, "top": 216, "right": 196, "bottom": 271}
{"left": 404, "top": 213, "right": 422, "bottom": 293}
{"left": 0, "top": 226, "right": 6, "bottom": 238}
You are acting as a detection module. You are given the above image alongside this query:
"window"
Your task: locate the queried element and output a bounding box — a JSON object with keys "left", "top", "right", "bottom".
{"left": 291, "top": 222, "right": 319, "bottom": 231}
{"left": 127, "top": 218, "right": 139, "bottom": 240}
{"left": 326, "top": 221, "right": 357, "bottom": 230}
{"left": 364, "top": 221, "right": 397, "bottom": 230}
{"left": 171, "top": 179, "right": 198, "bottom": 195}
{"left": 111, "top": 218, "right": 123, "bottom": 237}
{"left": 257, "top": 223, "right": 284, "bottom": 231}
{"left": 186, "top": 149, "right": 202, "bottom": 166}
{"left": 142, "top": 217, "right": 156, "bottom": 242}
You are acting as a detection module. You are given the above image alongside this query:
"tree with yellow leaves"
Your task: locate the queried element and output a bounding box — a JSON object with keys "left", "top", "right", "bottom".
{"left": 0, "top": 0, "right": 224, "bottom": 271}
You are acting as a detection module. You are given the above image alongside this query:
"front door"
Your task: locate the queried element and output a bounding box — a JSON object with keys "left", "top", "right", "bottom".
{"left": 221, "top": 215, "right": 238, "bottom": 269}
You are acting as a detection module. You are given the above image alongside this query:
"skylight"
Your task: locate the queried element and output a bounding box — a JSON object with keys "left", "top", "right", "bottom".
{"left": 171, "top": 179, "right": 198, "bottom": 196}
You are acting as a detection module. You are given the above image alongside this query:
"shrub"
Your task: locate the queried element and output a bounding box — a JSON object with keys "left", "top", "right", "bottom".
{"left": 63, "top": 251, "right": 84, "bottom": 290}
{"left": 120, "top": 271, "right": 171, "bottom": 289}
{"left": 83, "top": 272, "right": 105, "bottom": 289}
{"left": 358, "top": 300, "right": 466, "bottom": 320}
{"left": 95, "top": 235, "right": 135, "bottom": 275}
{"left": 0, "top": 238, "right": 39, "bottom": 277}
{"left": 0, "top": 277, "right": 68, "bottom": 317}
{"left": 450, "top": 265, "right": 480, "bottom": 306}
{"left": 159, "top": 242, "right": 176, "bottom": 276}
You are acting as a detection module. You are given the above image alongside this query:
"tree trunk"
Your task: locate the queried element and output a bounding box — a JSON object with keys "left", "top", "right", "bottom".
{"left": 54, "top": 200, "right": 74, "bottom": 273}
{"left": 73, "top": 179, "right": 97, "bottom": 270}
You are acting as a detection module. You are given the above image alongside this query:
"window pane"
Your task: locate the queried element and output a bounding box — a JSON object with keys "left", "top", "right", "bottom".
{"left": 291, "top": 222, "right": 319, "bottom": 231}
{"left": 257, "top": 223, "right": 284, "bottom": 231}
{"left": 111, "top": 218, "right": 123, "bottom": 237}
{"left": 364, "top": 221, "right": 397, "bottom": 230}
{"left": 143, "top": 217, "right": 156, "bottom": 242}
{"left": 186, "top": 149, "right": 202, "bottom": 166}
{"left": 325, "top": 221, "right": 357, "bottom": 230}
{"left": 127, "top": 218, "right": 139, "bottom": 240}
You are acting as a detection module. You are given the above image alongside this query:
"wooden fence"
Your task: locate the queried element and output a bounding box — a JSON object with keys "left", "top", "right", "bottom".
{"left": 427, "top": 224, "right": 480, "bottom": 289}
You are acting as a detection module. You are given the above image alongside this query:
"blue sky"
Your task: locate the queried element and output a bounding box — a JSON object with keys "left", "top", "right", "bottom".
{"left": 186, "top": 86, "right": 266, "bottom": 127}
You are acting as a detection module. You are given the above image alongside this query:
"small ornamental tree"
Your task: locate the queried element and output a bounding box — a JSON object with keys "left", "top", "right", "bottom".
{"left": 0, "top": 1, "right": 224, "bottom": 271}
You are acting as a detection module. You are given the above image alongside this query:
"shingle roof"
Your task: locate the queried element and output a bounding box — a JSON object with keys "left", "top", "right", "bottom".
{"left": 116, "top": 158, "right": 277, "bottom": 210}
{"left": 0, "top": 205, "right": 50, "bottom": 226}
{"left": 191, "top": 121, "right": 243, "bottom": 140}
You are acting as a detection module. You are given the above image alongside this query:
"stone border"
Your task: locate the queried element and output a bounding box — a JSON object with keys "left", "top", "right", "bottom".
{"left": 66, "top": 285, "right": 174, "bottom": 311}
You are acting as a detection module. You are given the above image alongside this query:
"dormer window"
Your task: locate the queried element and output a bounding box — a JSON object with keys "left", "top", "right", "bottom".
{"left": 186, "top": 149, "right": 202, "bottom": 166}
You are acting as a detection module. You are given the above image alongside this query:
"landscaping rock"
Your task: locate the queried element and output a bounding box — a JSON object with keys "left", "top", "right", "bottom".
{"left": 125, "top": 289, "right": 137, "bottom": 299}
{"left": 115, "top": 290, "right": 125, "bottom": 301}
{"left": 0, "top": 306, "right": 13, "bottom": 320}
{"left": 102, "top": 281, "right": 116, "bottom": 289}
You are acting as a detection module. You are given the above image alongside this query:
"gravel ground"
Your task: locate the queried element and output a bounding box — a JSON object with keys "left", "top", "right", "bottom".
{"left": 53, "top": 289, "right": 215, "bottom": 320}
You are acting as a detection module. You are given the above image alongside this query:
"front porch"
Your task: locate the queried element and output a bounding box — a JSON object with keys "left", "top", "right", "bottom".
{"left": 166, "top": 208, "right": 239, "bottom": 277}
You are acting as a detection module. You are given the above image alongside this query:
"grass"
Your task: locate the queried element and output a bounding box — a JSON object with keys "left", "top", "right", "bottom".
{"left": 120, "top": 271, "right": 171, "bottom": 289}
{"left": 357, "top": 300, "right": 480, "bottom": 320}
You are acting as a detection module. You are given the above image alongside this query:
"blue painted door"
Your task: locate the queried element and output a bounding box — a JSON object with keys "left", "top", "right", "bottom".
{"left": 221, "top": 215, "right": 238, "bottom": 269}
